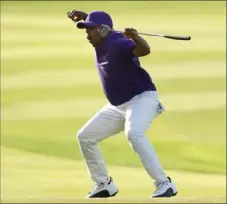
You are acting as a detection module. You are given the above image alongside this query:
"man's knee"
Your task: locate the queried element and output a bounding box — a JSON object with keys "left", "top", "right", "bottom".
{"left": 77, "top": 128, "right": 89, "bottom": 143}
{"left": 77, "top": 128, "right": 84, "bottom": 140}
{"left": 76, "top": 128, "right": 97, "bottom": 145}
{"left": 125, "top": 128, "right": 142, "bottom": 143}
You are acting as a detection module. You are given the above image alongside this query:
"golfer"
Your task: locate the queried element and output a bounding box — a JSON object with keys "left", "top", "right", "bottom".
{"left": 67, "top": 9, "right": 178, "bottom": 198}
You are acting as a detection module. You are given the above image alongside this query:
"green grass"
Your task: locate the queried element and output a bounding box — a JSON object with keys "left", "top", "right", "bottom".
{"left": 1, "top": 1, "right": 226, "bottom": 202}
{"left": 1, "top": 110, "right": 225, "bottom": 174}
{"left": 1, "top": 147, "right": 226, "bottom": 203}
{"left": 1, "top": 77, "right": 226, "bottom": 107}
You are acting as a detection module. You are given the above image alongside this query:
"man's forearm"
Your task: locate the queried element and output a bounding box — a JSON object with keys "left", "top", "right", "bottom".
{"left": 132, "top": 35, "right": 150, "bottom": 56}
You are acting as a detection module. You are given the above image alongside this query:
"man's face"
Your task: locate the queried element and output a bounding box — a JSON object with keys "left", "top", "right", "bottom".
{"left": 86, "top": 26, "right": 101, "bottom": 47}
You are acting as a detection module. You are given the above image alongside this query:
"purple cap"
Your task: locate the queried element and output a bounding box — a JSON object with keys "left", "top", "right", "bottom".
{"left": 77, "top": 11, "right": 113, "bottom": 29}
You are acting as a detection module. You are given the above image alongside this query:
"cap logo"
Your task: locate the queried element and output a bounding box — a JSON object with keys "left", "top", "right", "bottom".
{"left": 86, "top": 14, "right": 91, "bottom": 22}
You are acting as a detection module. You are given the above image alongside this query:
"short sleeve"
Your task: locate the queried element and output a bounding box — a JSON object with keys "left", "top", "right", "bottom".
{"left": 118, "top": 38, "right": 135, "bottom": 56}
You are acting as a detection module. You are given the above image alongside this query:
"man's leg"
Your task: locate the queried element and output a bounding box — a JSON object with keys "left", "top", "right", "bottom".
{"left": 77, "top": 104, "right": 124, "bottom": 184}
{"left": 123, "top": 91, "right": 177, "bottom": 197}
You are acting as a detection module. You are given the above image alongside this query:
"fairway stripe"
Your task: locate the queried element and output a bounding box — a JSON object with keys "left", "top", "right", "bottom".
{"left": 1, "top": 91, "right": 225, "bottom": 121}
{"left": 1, "top": 33, "right": 86, "bottom": 43}
{"left": 1, "top": 44, "right": 225, "bottom": 60}
{"left": 1, "top": 62, "right": 225, "bottom": 90}
{"left": 2, "top": 14, "right": 225, "bottom": 32}
{"left": 1, "top": 46, "right": 93, "bottom": 59}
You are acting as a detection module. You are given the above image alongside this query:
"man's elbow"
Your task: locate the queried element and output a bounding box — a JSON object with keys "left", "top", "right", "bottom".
{"left": 139, "top": 48, "right": 151, "bottom": 57}
{"left": 133, "top": 48, "right": 151, "bottom": 57}
{"left": 145, "top": 47, "right": 151, "bottom": 55}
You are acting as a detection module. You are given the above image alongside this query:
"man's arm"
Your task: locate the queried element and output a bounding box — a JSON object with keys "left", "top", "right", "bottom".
{"left": 132, "top": 35, "right": 151, "bottom": 57}
{"left": 124, "top": 28, "right": 150, "bottom": 57}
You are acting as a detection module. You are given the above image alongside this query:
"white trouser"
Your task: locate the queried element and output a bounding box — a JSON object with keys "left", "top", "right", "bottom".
{"left": 77, "top": 91, "right": 168, "bottom": 184}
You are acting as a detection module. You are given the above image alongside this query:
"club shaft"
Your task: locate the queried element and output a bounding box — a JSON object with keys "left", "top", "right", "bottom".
{"left": 115, "top": 30, "right": 163, "bottom": 37}
{"left": 137, "top": 32, "right": 164, "bottom": 37}
{"left": 115, "top": 30, "right": 191, "bottom": 41}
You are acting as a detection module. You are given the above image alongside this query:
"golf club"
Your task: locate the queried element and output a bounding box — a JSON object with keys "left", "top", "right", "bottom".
{"left": 115, "top": 30, "right": 191, "bottom": 41}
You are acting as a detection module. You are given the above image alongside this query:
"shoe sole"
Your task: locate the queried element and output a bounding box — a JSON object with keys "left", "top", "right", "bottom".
{"left": 110, "top": 190, "right": 119, "bottom": 197}
{"left": 152, "top": 188, "right": 178, "bottom": 198}
{"left": 87, "top": 190, "right": 119, "bottom": 198}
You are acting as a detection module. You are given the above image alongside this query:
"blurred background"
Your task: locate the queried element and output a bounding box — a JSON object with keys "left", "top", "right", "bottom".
{"left": 1, "top": 1, "right": 226, "bottom": 203}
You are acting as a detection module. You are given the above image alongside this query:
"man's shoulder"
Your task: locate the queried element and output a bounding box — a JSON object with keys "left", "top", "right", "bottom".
{"left": 108, "top": 31, "right": 133, "bottom": 47}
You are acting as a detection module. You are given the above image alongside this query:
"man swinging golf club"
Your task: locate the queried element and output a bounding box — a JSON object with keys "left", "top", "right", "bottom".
{"left": 67, "top": 9, "right": 178, "bottom": 198}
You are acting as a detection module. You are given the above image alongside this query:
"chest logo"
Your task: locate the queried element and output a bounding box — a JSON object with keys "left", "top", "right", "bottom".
{"left": 99, "top": 61, "right": 108, "bottom": 70}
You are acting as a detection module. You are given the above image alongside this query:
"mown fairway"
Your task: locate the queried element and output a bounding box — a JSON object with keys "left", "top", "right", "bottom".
{"left": 1, "top": 1, "right": 226, "bottom": 203}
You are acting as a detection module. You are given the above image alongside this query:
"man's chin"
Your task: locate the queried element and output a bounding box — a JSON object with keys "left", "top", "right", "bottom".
{"left": 88, "top": 41, "right": 95, "bottom": 47}
{"left": 90, "top": 42, "right": 97, "bottom": 47}
{"left": 88, "top": 40, "right": 98, "bottom": 47}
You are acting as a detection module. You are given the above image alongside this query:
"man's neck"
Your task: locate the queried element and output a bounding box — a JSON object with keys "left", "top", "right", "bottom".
{"left": 95, "top": 31, "right": 112, "bottom": 48}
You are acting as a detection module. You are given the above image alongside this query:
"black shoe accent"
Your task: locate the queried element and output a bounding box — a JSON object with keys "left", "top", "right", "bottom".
{"left": 172, "top": 191, "right": 178, "bottom": 196}
{"left": 87, "top": 190, "right": 118, "bottom": 198}
{"left": 108, "top": 177, "right": 112, "bottom": 185}
{"left": 152, "top": 188, "right": 177, "bottom": 198}
{"left": 167, "top": 177, "right": 172, "bottom": 182}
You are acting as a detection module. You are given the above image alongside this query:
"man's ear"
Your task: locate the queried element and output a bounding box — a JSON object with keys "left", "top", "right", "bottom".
{"left": 98, "top": 24, "right": 111, "bottom": 37}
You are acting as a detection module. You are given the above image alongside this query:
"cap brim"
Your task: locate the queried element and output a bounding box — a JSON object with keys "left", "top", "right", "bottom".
{"left": 77, "top": 22, "right": 98, "bottom": 29}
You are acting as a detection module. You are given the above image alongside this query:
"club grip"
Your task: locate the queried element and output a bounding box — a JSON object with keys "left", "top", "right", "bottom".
{"left": 164, "top": 35, "right": 191, "bottom": 40}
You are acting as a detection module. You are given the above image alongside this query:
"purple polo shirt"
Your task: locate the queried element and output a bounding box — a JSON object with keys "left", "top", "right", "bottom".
{"left": 95, "top": 31, "right": 156, "bottom": 106}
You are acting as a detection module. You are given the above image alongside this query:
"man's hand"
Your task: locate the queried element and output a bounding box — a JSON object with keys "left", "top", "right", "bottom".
{"left": 124, "top": 28, "right": 139, "bottom": 39}
{"left": 124, "top": 27, "right": 150, "bottom": 57}
{"left": 67, "top": 10, "right": 88, "bottom": 22}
